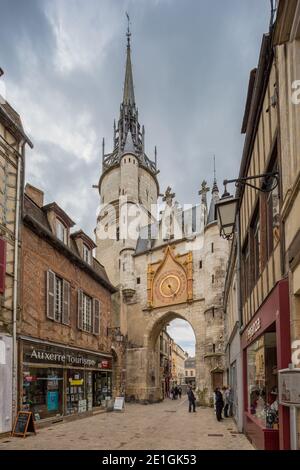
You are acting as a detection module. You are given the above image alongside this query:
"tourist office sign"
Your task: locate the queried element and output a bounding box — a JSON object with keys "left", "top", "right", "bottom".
{"left": 22, "top": 341, "right": 112, "bottom": 370}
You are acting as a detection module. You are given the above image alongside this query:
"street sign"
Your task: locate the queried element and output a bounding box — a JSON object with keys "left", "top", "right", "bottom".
{"left": 278, "top": 368, "right": 300, "bottom": 406}
{"left": 113, "top": 397, "right": 125, "bottom": 411}
{"left": 11, "top": 411, "right": 36, "bottom": 438}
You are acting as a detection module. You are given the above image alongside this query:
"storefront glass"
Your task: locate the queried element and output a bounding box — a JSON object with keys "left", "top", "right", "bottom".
{"left": 93, "top": 371, "right": 112, "bottom": 406}
{"left": 247, "top": 331, "right": 278, "bottom": 428}
{"left": 66, "top": 370, "right": 86, "bottom": 415}
{"left": 22, "top": 340, "right": 113, "bottom": 419}
{"left": 22, "top": 368, "right": 63, "bottom": 420}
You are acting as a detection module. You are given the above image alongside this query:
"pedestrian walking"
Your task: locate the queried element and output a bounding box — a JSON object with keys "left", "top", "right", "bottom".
{"left": 187, "top": 385, "right": 196, "bottom": 413}
{"left": 214, "top": 387, "right": 224, "bottom": 421}
{"left": 178, "top": 386, "right": 182, "bottom": 399}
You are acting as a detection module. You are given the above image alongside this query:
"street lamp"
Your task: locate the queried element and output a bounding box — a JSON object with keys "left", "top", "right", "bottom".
{"left": 107, "top": 327, "right": 124, "bottom": 343}
{"left": 215, "top": 172, "right": 279, "bottom": 240}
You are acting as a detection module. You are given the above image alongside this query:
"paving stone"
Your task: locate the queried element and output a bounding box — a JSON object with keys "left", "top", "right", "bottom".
{"left": 0, "top": 399, "right": 254, "bottom": 450}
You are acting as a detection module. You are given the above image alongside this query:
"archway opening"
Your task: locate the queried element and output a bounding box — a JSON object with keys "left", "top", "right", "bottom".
{"left": 147, "top": 311, "right": 196, "bottom": 401}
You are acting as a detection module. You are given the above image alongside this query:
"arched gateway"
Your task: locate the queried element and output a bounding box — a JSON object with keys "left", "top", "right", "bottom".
{"left": 95, "top": 27, "right": 230, "bottom": 406}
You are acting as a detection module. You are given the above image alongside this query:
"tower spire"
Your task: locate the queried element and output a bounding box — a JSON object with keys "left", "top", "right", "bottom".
{"left": 212, "top": 155, "right": 219, "bottom": 193}
{"left": 123, "top": 13, "right": 135, "bottom": 106}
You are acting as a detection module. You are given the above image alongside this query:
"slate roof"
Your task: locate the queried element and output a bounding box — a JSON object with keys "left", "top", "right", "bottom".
{"left": 23, "top": 194, "right": 115, "bottom": 292}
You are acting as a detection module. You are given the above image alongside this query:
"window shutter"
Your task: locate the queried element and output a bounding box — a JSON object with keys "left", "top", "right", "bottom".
{"left": 93, "top": 299, "right": 100, "bottom": 335}
{"left": 78, "top": 289, "right": 83, "bottom": 330}
{"left": 62, "top": 279, "right": 70, "bottom": 325}
{"left": 46, "top": 270, "right": 55, "bottom": 320}
{"left": 0, "top": 238, "right": 6, "bottom": 294}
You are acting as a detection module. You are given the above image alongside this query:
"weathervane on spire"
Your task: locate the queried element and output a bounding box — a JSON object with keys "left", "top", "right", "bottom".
{"left": 126, "top": 12, "right": 131, "bottom": 47}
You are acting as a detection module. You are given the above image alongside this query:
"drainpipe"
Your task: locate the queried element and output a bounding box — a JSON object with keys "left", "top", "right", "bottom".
{"left": 12, "top": 139, "right": 25, "bottom": 422}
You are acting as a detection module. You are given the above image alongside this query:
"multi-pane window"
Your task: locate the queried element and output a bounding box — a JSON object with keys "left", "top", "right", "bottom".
{"left": 46, "top": 270, "right": 70, "bottom": 325}
{"left": 77, "top": 290, "right": 100, "bottom": 335}
{"left": 242, "top": 239, "right": 250, "bottom": 305}
{"left": 83, "top": 244, "right": 91, "bottom": 265}
{"left": 266, "top": 170, "right": 280, "bottom": 258}
{"left": 252, "top": 211, "right": 261, "bottom": 285}
{"left": 56, "top": 219, "right": 67, "bottom": 244}
{"left": 82, "top": 294, "right": 92, "bottom": 333}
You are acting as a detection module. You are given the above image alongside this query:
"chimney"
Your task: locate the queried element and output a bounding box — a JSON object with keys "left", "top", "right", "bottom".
{"left": 25, "top": 183, "right": 44, "bottom": 208}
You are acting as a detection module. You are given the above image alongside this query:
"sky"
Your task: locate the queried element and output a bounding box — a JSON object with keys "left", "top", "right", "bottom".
{"left": 0, "top": 0, "right": 271, "bottom": 354}
{"left": 167, "top": 319, "right": 195, "bottom": 357}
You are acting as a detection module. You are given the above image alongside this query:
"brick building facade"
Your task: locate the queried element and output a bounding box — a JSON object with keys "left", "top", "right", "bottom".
{"left": 18, "top": 185, "right": 118, "bottom": 424}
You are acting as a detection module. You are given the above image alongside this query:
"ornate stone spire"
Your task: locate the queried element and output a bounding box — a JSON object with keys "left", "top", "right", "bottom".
{"left": 212, "top": 155, "right": 219, "bottom": 194}
{"left": 101, "top": 17, "right": 157, "bottom": 175}
{"left": 207, "top": 156, "right": 220, "bottom": 225}
{"left": 123, "top": 14, "right": 135, "bottom": 107}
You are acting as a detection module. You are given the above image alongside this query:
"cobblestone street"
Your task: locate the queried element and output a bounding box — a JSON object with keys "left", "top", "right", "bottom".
{"left": 0, "top": 398, "right": 253, "bottom": 450}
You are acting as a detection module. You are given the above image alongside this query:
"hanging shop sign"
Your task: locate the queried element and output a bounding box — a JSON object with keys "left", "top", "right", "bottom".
{"left": 23, "top": 341, "right": 112, "bottom": 370}
{"left": 246, "top": 317, "right": 261, "bottom": 342}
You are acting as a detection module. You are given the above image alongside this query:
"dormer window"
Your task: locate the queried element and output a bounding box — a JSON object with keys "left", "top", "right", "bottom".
{"left": 83, "top": 243, "right": 91, "bottom": 265}
{"left": 56, "top": 219, "right": 67, "bottom": 244}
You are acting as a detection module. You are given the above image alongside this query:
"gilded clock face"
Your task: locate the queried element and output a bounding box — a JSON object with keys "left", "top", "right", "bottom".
{"left": 159, "top": 274, "right": 181, "bottom": 298}
{"left": 153, "top": 269, "right": 187, "bottom": 305}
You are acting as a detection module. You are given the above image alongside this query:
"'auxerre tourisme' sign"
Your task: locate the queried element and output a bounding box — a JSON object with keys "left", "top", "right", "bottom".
{"left": 23, "top": 341, "right": 112, "bottom": 370}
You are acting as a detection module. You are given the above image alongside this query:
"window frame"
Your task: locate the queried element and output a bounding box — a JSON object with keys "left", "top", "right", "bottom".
{"left": 83, "top": 243, "right": 91, "bottom": 265}
{"left": 56, "top": 218, "right": 67, "bottom": 244}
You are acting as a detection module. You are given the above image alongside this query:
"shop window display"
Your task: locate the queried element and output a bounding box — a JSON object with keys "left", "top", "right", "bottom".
{"left": 247, "top": 331, "right": 278, "bottom": 429}
{"left": 93, "top": 371, "right": 112, "bottom": 406}
{"left": 66, "top": 370, "right": 86, "bottom": 414}
{"left": 22, "top": 368, "right": 63, "bottom": 420}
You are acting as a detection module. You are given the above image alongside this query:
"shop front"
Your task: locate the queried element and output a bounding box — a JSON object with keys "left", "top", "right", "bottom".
{"left": 19, "top": 338, "right": 112, "bottom": 422}
{"left": 242, "top": 280, "right": 291, "bottom": 450}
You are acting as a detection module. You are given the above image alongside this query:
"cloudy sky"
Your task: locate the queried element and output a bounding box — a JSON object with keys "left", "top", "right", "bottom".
{"left": 167, "top": 319, "right": 195, "bottom": 357}
{"left": 0, "top": 0, "right": 270, "bottom": 353}
{"left": 0, "top": 0, "right": 270, "bottom": 234}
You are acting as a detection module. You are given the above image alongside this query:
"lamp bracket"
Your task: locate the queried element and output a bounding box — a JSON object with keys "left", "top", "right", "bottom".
{"left": 223, "top": 171, "right": 279, "bottom": 194}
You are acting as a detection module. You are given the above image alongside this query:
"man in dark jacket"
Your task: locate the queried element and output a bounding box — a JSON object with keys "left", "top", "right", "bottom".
{"left": 214, "top": 387, "right": 224, "bottom": 421}
{"left": 187, "top": 385, "right": 196, "bottom": 412}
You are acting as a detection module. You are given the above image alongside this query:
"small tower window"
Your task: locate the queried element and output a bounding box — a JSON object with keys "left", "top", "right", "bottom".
{"left": 129, "top": 158, "right": 131, "bottom": 163}
{"left": 212, "top": 344, "right": 216, "bottom": 353}
{"left": 116, "top": 227, "right": 120, "bottom": 241}
{"left": 137, "top": 277, "right": 141, "bottom": 285}
{"left": 212, "top": 307, "right": 215, "bottom": 318}
{"left": 211, "top": 243, "right": 214, "bottom": 253}
{"left": 212, "top": 274, "right": 215, "bottom": 284}
{"left": 199, "top": 260, "right": 202, "bottom": 269}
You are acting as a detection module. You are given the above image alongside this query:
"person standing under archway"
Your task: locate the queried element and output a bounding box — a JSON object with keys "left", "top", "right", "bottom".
{"left": 187, "top": 385, "right": 196, "bottom": 412}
